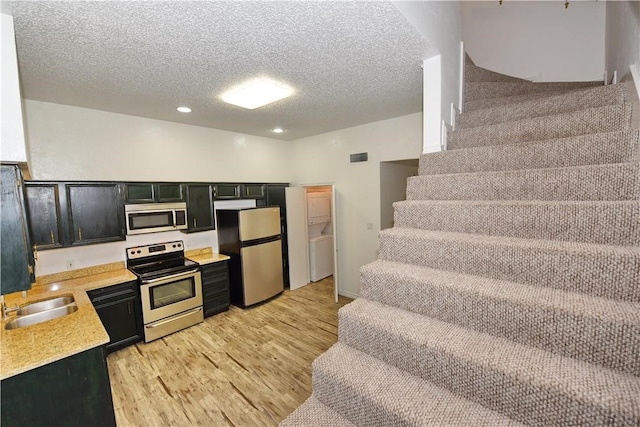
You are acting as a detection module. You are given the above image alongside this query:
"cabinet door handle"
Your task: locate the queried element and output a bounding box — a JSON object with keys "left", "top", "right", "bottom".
{"left": 193, "top": 218, "right": 197, "bottom": 228}
{"left": 128, "top": 301, "right": 132, "bottom": 315}
{"left": 49, "top": 230, "right": 55, "bottom": 244}
{"left": 78, "top": 228, "right": 83, "bottom": 241}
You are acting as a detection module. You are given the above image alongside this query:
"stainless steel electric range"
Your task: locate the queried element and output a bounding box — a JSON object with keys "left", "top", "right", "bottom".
{"left": 126, "top": 241, "right": 203, "bottom": 342}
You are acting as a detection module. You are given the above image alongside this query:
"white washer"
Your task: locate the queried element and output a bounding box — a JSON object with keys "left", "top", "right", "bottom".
{"left": 309, "top": 234, "right": 333, "bottom": 282}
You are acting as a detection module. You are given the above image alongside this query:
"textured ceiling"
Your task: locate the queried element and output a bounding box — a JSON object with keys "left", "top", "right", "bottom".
{"left": 2, "top": 1, "right": 434, "bottom": 141}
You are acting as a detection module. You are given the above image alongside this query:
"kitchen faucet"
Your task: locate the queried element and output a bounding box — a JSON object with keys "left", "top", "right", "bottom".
{"left": 1, "top": 292, "right": 26, "bottom": 319}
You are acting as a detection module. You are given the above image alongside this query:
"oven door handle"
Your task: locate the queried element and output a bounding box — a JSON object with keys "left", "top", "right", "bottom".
{"left": 145, "top": 307, "right": 203, "bottom": 328}
{"left": 141, "top": 269, "right": 199, "bottom": 285}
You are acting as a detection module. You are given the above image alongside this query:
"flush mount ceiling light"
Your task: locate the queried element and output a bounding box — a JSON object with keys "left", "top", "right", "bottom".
{"left": 221, "top": 78, "right": 293, "bottom": 110}
{"left": 272, "top": 127, "right": 284, "bottom": 134}
{"left": 177, "top": 106, "right": 192, "bottom": 113}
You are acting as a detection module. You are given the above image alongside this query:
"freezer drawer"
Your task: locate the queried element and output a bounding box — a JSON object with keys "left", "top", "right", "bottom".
{"left": 240, "top": 239, "right": 284, "bottom": 306}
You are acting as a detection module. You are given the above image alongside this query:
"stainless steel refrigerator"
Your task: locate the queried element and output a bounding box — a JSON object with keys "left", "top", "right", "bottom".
{"left": 216, "top": 207, "right": 284, "bottom": 307}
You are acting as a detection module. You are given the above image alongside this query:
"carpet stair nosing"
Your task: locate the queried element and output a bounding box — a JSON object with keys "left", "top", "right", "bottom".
{"left": 419, "top": 130, "right": 639, "bottom": 175}
{"left": 278, "top": 395, "right": 357, "bottom": 427}
{"left": 360, "top": 259, "right": 640, "bottom": 375}
{"left": 312, "top": 342, "right": 525, "bottom": 427}
{"left": 449, "top": 104, "right": 632, "bottom": 149}
{"left": 392, "top": 199, "right": 640, "bottom": 246}
{"left": 457, "top": 84, "right": 626, "bottom": 129}
{"left": 338, "top": 298, "right": 640, "bottom": 427}
{"left": 378, "top": 227, "right": 640, "bottom": 302}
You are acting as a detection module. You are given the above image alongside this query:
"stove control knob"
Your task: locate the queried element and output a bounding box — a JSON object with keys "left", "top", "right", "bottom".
{"left": 177, "top": 243, "right": 182, "bottom": 247}
{"left": 137, "top": 250, "right": 141, "bottom": 254}
{"left": 130, "top": 250, "right": 135, "bottom": 255}
{"left": 172, "top": 244, "right": 176, "bottom": 248}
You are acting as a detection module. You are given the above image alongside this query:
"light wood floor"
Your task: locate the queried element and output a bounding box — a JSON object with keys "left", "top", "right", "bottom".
{"left": 107, "top": 277, "right": 352, "bottom": 426}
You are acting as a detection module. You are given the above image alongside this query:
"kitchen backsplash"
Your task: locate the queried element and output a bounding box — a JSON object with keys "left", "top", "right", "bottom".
{"left": 35, "top": 230, "right": 217, "bottom": 277}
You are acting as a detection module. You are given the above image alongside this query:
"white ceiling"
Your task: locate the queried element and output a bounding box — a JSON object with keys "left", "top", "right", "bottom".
{"left": 2, "top": 1, "right": 434, "bottom": 141}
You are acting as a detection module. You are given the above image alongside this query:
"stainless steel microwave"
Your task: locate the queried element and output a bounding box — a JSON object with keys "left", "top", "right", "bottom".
{"left": 125, "top": 202, "right": 188, "bottom": 235}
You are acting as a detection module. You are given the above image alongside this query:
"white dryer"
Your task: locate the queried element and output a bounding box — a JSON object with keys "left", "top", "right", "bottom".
{"left": 309, "top": 234, "right": 333, "bottom": 282}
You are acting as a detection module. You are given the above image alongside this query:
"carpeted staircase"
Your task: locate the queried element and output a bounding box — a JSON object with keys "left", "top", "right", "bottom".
{"left": 280, "top": 57, "right": 640, "bottom": 426}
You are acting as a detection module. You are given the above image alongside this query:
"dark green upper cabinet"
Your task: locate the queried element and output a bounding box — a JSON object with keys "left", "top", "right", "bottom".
{"left": 24, "top": 183, "right": 64, "bottom": 250}
{"left": 157, "top": 183, "right": 184, "bottom": 202}
{"left": 66, "top": 183, "right": 125, "bottom": 245}
{"left": 184, "top": 184, "right": 214, "bottom": 232}
{"left": 1, "top": 164, "right": 35, "bottom": 295}
{"left": 124, "top": 183, "right": 183, "bottom": 204}
{"left": 124, "top": 183, "right": 154, "bottom": 204}
{"left": 213, "top": 183, "right": 242, "bottom": 199}
{"left": 266, "top": 184, "right": 288, "bottom": 217}
{"left": 243, "top": 184, "right": 265, "bottom": 199}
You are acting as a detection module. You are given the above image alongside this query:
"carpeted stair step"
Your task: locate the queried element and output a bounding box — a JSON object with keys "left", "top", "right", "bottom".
{"left": 465, "top": 80, "right": 603, "bottom": 103}
{"left": 393, "top": 200, "right": 640, "bottom": 245}
{"left": 465, "top": 61, "right": 529, "bottom": 83}
{"left": 419, "top": 131, "right": 639, "bottom": 175}
{"left": 449, "top": 104, "right": 632, "bottom": 149}
{"left": 338, "top": 298, "right": 640, "bottom": 426}
{"left": 457, "top": 84, "right": 626, "bottom": 129}
{"left": 359, "top": 259, "right": 640, "bottom": 375}
{"left": 312, "top": 342, "right": 524, "bottom": 427}
{"left": 279, "top": 395, "right": 356, "bottom": 427}
{"left": 407, "top": 162, "right": 640, "bottom": 202}
{"left": 378, "top": 228, "right": 640, "bottom": 302}
{"left": 465, "top": 91, "right": 581, "bottom": 112}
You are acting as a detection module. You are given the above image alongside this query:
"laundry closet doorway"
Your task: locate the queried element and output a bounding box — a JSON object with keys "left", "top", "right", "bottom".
{"left": 285, "top": 184, "right": 339, "bottom": 303}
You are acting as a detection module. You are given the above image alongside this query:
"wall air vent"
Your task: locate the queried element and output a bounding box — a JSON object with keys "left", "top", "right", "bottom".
{"left": 350, "top": 152, "right": 368, "bottom": 163}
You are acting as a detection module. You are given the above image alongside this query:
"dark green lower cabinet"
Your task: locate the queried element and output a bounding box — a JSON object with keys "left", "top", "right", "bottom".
{"left": 1, "top": 346, "right": 116, "bottom": 427}
{"left": 88, "top": 281, "right": 143, "bottom": 353}
{"left": 202, "top": 261, "right": 230, "bottom": 317}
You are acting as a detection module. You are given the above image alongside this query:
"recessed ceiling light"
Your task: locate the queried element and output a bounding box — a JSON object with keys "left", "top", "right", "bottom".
{"left": 272, "top": 127, "right": 284, "bottom": 134}
{"left": 221, "top": 78, "right": 293, "bottom": 109}
{"left": 177, "top": 106, "right": 191, "bottom": 113}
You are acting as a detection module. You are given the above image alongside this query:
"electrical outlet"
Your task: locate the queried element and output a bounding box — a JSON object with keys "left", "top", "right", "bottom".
{"left": 66, "top": 260, "right": 75, "bottom": 270}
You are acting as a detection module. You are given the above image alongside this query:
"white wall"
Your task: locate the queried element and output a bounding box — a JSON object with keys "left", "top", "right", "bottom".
{"left": 462, "top": 1, "right": 606, "bottom": 82}
{"left": 1, "top": 14, "right": 28, "bottom": 164}
{"left": 24, "top": 100, "right": 291, "bottom": 182}
{"left": 23, "top": 101, "right": 291, "bottom": 276}
{"left": 394, "top": 1, "right": 462, "bottom": 116}
{"left": 605, "top": 1, "right": 640, "bottom": 87}
{"left": 393, "top": 1, "right": 462, "bottom": 152}
{"left": 290, "top": 113, "right": 422, "bottom": 299}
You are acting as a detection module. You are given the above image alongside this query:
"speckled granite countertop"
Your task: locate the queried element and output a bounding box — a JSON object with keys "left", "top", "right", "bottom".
{"left": 186, "top": 249, "right": 230, "bottom": 265}
{"left": 1, "top": 249, "right": 228, "bottom": 380}
{"left": 0, "top": 268, "right": 136, "bottom": 380}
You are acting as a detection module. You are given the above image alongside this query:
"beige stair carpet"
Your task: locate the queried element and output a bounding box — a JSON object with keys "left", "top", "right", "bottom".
{"left": 280, "top": 56, "right": 640, "bottom": 426}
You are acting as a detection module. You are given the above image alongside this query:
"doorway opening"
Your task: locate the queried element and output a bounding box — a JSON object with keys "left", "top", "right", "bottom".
{"left": 380, "top": 159, "right": 419, "bottom": 230}
{"left": 285, "top": 184, "right": 339, "bottom": 302}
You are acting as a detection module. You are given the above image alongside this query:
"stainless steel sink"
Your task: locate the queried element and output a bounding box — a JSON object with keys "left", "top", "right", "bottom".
{"left": 5, "top": 303, "right": 78, "bottom": 330}
{"left": 17, "top": 295, "right": 75, "bottom": 315}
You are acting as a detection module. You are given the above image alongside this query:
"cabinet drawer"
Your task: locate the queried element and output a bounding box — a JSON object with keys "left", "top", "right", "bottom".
{"left": 201, "top": 263, "right": 228, "bottom": 278}
{"left": 87, "top": 281, "right": 138, "bottom": 304}
{"left": 201, "top": 268, "right": 228, "bottom": 283}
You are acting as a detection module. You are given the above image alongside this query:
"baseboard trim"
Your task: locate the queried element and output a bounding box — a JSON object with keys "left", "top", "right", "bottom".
{"left": 338, "top": 290, "right": 359, "bottom": 300}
